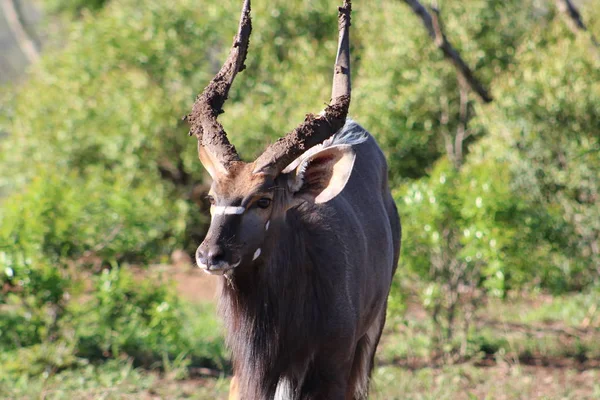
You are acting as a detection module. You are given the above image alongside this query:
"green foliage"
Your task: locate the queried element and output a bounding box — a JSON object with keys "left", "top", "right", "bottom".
{"left": 0, "top": 265, "right": 226, "bottom": 378}
{"left": 472, "top": 6, "right": 600, "bottom": 290}
{"left": 353, "top": 0, "right": 536, "bottom": 182}
{"left": 392, "top": 0, "right": 599, "bottom": 351}
{"left": 0, "top": 170, "right": 186, "bottom": 265}
{"left": 42, "top": 0, "right": 110, "bottom": 17}
{"left": 0, "top": 166, "right": 188, "bottom": 357}
{"left": 74, "top": 267, "right": 188, "bottom": 363}
{"left": 2, "top": 0, "right": 207, "bottom": 189}
{"left": 1, "top": 0, "right": 600, "bottom": 386}
{"left": 70, "top": 267, "right": 227, "bottom": 370}
{"left": 398, "top": 0, "right": 599, "bottom": 299}
{"left": 397, "top": 157, "right": 524, "bottom": 347}
{"left": 399, "top": 157, "right": 516, "bottom": 296}
{"left": 20, "top": 0, "right": 539, "bottom": 187}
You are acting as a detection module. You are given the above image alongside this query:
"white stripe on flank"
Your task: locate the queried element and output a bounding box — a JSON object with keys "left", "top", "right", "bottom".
{"left": 211, "top": 206, "right": 245, "bottom": 215}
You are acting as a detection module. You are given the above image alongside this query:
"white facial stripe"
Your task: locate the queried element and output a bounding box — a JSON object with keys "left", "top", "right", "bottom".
{"left": 210, "top": 206, "right": 245, "bottom": 215}
{"left": 253, "top": 248, "right": 261, "bottom": 261}
{"left": 265, "top": 220, "right": 270, "bottom": 231}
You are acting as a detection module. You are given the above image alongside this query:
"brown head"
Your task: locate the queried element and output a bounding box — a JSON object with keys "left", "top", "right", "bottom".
{"left": 185, "top": 0, "right": 353, "bottom": 275}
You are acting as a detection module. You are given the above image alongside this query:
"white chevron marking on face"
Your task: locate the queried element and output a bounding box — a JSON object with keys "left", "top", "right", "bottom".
{"left": 211, "top": 206, "right": 245, "bottom": 216}
{"left": 265, "top": 220, "right": 270, "bottom": 231}
{"left": 253, "top": 248, "right": 261, "bottom": 261}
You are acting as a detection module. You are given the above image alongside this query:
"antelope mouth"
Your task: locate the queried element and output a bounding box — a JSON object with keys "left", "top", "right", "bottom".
{"left": 198, "top": 259, "right": 241, "bottom": 275}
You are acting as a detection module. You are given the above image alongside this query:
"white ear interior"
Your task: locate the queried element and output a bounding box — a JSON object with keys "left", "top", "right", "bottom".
{"left": 314, "top": 146, "right": 356, "bottom": 203}
{"left": 291, "top": 144, "right": 357, "bottom": 204}
{"left": 198, "top": 142, "right": 229, "bottom": 179}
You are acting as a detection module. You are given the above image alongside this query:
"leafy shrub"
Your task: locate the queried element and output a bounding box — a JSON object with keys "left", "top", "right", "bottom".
{"left": 2, "top": 0, "right": 540, "bottom": 195}
{"left": 74, "top": 267, "right": 188, "bottom": 365}
{"left": 43, "top": 0, "right": 110, "bottom": 17}
{"left": 0, "top": 166, "right": 196, "bottom": 373}
{"left": 0, "top": 264, "right": 226, "bottom": 377}
{"left": 397, "top": 157, "right": 521, "bottom": 350}
{"left": 72, "top": 266, "right": 226, "bottom": 370}
{"left": 0, "top": 169, "right": 186, "bottom": 266}
{"left": 472, "top": 8, "right": 600, "bottom": 291}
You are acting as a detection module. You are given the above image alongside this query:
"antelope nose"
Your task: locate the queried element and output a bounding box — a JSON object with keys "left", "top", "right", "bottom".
{"left": 196, "top": 246, "right": 225, "bottom": 269}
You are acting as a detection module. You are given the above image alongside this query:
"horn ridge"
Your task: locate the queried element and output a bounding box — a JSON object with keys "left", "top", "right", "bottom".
{"left": 253, "top": 0, "right": 352, "bottom": 176}
{"left": 186, "top": 0, "right": 252, "bottom": 168}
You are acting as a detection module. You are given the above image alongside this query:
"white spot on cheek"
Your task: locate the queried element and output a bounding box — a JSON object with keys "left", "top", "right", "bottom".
{"left": 265, "top": 220, "right": 270, "bottom": 231}
{"left": 253, "top": 248, "right": 261, "bottom": 261}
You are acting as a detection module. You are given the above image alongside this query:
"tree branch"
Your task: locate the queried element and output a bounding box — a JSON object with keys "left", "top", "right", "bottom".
{"left": 439, "top": 94, "right": 456, "bottom": 165}
{"left": 555, "top": 0, "right": 600, "bottom": 57}
{"left": 1, "top": 0, "right": 39, "bottom": 63}
{"left": 401, "top": 0, "right": 493, "bottom": 103}
{"left": 453, "top": 75, "right": 469, "bottom": 169}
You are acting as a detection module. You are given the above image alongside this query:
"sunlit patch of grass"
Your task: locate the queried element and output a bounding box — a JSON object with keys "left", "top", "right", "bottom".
{"left": 381, "top": 290, "right": 600, "bottom": 366}
{"left": 2, "top": 359, "right": 598, "bottom": 400}
{"left": 370, "top": 363, "right": 600, "bottom": 400}
{"left": 180, "top": 301, "right": 229, "bottom": 371}
{"left": 482, "top": 290, "right": 600, "bottom": 328}
{"left": 0, "top": 358, "right": 232, "bottom": 400}
{"left": 0, "top": 298, "right": 229, "bottom": 399}
{"left": 0, "top": 359, "right": 154, "bottom": 399}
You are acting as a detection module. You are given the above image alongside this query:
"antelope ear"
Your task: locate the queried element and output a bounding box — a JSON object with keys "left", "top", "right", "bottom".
{"left": 287, "top": 145, "right": 356, "bottom": 204}
{"left": 198, "top": 142, "right": 228, "bottom": 179}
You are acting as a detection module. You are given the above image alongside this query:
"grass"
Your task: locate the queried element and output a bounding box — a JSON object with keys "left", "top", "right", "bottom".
{"left": 371, "top": 364, "right": 600, "bottom": 400}
{"left": 3, "top": 356, "right": 599, "bottom": 399}
{"left": 0, "top": 359, "right": 233, "bottom": 399}
{"left": 0, "top": 287, "right": 598, "bottom": 399}
{"left": 380, "top": 289, "right": 600, "bottom": 365}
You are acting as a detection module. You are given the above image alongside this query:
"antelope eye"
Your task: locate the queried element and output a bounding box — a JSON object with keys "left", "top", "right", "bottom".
{"left": 207, "top": 195, "right": 216, "bottom": 205}
{"left": 256, "top": 198, "right": 271, "bottom": 209}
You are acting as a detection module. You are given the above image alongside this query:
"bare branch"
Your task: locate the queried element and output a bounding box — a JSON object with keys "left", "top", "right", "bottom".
{"left": 556, "top": 0, "right": 600, "bottom": 56}
{"left": 402, "top": 0, "right": 493, "bottom": 103}
{"left": 1, "top": 0, "right": 39, "bottom": 63}
{"left": 439, "top": 95, "right": 456, "bottom": 165}
{"left": 453, "top": 75, "right": 469, "bottom": 169}
{"left": 253, "top": 1, "right": 352, "bottom": 176}
{"left": 557, "top": 0, "right": 587, "bottom": 31}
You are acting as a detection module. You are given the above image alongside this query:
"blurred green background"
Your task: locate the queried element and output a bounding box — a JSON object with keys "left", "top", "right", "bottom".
{"left": 1, "top": 0, "right": 599, "bottom": 398}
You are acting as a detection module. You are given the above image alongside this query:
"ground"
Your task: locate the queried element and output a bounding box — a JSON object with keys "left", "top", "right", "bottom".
{"left": 28, "top": 363, "right": 598, "bottom": 400}
{"left": 4, "top": 265, "right": 599, "bottom": 399}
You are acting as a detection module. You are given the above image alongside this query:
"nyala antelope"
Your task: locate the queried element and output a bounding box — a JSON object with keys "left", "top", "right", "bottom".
{"left": 185, "top": 1, "right": 400, "bottom": 398}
